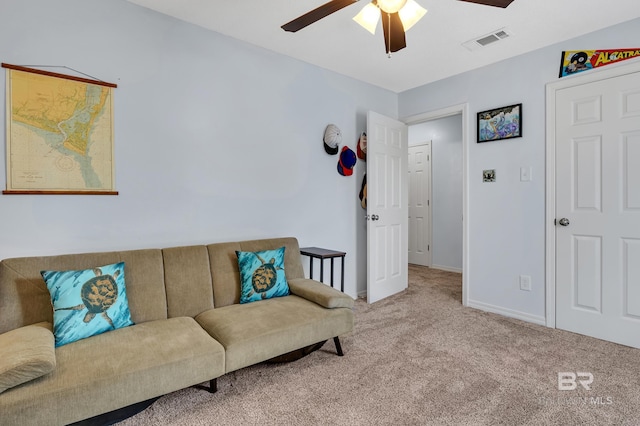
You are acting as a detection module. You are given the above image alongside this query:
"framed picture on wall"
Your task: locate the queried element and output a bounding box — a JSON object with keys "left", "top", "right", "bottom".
{"left": 477, "top": 103, "right": 522, "bottom": 143}
{"left": 2, "top": 63, "right": 119, "bottom": 195}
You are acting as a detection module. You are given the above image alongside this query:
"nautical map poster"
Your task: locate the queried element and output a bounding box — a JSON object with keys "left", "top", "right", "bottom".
{"left": 3, "top": 63, "right": 117, "bottom": 194}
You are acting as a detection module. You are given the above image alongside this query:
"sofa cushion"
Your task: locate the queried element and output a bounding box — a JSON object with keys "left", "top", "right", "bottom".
{"left": 163, "top": 245, "right": 214, "bottom": 318}
{"left": 0, "top": 322, "right": 55, "bottom": 394}
{"left": 0, "top": 317, "right": 225, "bottom": 426}
{"left": 236, "top": 247, "right": 290, "bottom": 304}
{"left": 207, "top": 237, "right": 305, "bottom": 308}
{"left": 196, "top": 295, "right": 354, "bottom": 373}
{"left": 41, "top": 262, "right": 134, "bottom": 347}
{"left": 0, "top": 249, "right": 167, "bottom": 336}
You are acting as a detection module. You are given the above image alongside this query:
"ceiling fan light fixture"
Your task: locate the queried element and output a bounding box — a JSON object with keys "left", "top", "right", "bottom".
{"left": 377, "top": 0, "right": 407, "bottom": 14}
{"left": 398, "top": 0, "right": 427, "bottom": 31}
{"left": 353, "top": 3, "right": 381, "bottom": 34}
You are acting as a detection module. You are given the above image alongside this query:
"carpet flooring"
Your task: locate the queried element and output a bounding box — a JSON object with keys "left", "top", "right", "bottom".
{"left": 118, "top": 265, "right": 640, "bottom": 425}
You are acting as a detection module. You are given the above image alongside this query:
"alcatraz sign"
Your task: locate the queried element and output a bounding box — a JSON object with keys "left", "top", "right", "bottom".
{"left": 559, "top": 49, "right": 640, "bottom": 78}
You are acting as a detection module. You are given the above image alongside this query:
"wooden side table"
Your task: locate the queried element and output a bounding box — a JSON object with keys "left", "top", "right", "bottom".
{"left": 299, "top": 247, "right": 346, "bottom": 292}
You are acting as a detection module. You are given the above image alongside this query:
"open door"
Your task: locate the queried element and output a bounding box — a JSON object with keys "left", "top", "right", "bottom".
{"left": 367, "top": 111, "right": 408, "bottom": 303}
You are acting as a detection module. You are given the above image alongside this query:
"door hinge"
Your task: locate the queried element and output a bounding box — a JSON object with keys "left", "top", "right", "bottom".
{"left": 428, "top": 245, "right": 430, "bottom": 251}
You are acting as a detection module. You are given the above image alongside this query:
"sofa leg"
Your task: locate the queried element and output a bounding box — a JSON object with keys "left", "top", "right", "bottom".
{"left": 194, "top": 378, "right": 218, "bottom": 393}
{"left": 333, "top": 336, "right": 344, "bottom": 356}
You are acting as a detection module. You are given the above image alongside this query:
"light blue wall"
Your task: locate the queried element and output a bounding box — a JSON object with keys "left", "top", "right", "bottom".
{"left": 409, "top": 115, "right": 463, "bottom": 271}
{"left": 2, "top": 0, "right": 639, "bottom": 318}
{"left": 400, "top": 17, "right": 640, "bottom": 322}
{"left": 0, "top": 0, "right": 398, "bottom": 298}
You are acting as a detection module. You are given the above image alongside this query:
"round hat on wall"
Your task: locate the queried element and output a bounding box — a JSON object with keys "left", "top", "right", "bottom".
{"left": 359, "top": 173, "right": 367, "bottom": 209}
{"left": 323, "top": 124, "right": 342, "bottom": 155}
{"left": 337, "top": 146, "right": 357, "bottom": 176}
{"left": 356, "top": 132, "right": 367, "bottom": 161}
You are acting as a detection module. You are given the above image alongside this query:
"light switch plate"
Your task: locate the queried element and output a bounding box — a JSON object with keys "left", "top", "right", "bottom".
{"left": 520, "top": 167, "right": 532, "bottom": 182}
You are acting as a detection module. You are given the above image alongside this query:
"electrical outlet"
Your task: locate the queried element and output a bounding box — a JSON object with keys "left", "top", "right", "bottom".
{"left": 519, "top": 275, "right": 532, "bottom": 291}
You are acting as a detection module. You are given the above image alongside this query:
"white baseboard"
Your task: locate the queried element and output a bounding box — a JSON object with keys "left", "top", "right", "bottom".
{"left": 357, "top": 290, "right": 367, "bottom": 299}
{"left": 467, "top": 299, "right": 547, "bottom": 326}
{"left": 430, "top": 264, "right": 463, "bottom": 274}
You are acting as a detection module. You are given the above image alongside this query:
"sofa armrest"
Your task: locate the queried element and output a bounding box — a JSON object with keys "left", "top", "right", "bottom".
{"left": 0, "top": 322, "right": 56, "bottom": 394}
{"left": 288, "top": 278, "right": 354, "bottom": 309}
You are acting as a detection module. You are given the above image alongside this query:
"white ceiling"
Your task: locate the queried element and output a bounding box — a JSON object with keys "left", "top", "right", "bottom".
{"left": 126, "top": 0, "right": 640, "bottom": 93}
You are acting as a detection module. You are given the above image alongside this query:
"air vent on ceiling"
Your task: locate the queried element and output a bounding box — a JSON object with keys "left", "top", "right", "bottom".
{"left": 462, "top": 28, "right": 512, "bottom": 51}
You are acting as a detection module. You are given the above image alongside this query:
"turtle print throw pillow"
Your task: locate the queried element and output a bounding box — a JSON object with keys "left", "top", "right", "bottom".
{"left": 41, "top": 262, "right": 134, "bottom": 347}
{"left": 236, "top": 247, "right": 290, "bottom": 304}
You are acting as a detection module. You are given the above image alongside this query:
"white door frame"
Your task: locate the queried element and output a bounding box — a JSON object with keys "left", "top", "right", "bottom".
{"left": 402, "top": 103, "right": 469, "bottom": 307}
{"left": 545, "top": 59, "right": 640, "bottom": 328}
{"left": 408, "top": 142, "right": 433, "bottom": 267}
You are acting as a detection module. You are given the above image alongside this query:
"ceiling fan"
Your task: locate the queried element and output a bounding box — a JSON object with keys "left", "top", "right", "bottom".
{"left": 281, "top": 0, "right": 515, "bottom": 55}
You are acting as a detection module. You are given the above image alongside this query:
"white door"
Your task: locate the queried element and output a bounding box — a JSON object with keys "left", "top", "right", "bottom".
{"left": 367, "top": 111, "right": 408, "bottom": 303}
{"left": 408, "top": 143, "right": 431, "bottom": 266}
{"left": 555, "top": 69, "right": 640, "bottom": 348}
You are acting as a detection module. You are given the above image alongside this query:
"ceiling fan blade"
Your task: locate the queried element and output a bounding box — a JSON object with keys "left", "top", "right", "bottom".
{"left": 282, "top": 0, "right": 358, "bottom": 32}
{"left": 381, "top": 12, "right": 406, "bottom": 54}
{"left": 458, "top": 0, "right": 515, "bottom": 8}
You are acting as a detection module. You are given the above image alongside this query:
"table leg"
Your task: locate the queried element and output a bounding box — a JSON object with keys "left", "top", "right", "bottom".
{"left": 341, "top": 256, "right": 345, "bottom": 292}
{"left": 320, "top": 259, "right": 324, "bottom": 283}
{"left": 309, "top": 257, "right": 313, "bottom": 280}
{"left": 330, "top": 258, "right": 335, "bottom": 288}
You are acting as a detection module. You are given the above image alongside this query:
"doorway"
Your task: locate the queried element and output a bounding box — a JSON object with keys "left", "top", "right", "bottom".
{"left": 409, "top": 115, "right": 463, "bottom": 273}
{"left": 404, "top": 104, "right": 468, "bottom": 306}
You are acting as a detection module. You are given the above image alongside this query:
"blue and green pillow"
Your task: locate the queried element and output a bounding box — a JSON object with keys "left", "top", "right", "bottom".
{"left": 41, "top": 262, "right": 134, "bottom": 347}
{"left": 236, "top": 247, "right": 290, "bottom": 304}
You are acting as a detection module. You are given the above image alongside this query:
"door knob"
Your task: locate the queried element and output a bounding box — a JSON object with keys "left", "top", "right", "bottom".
{"left": 371, "top": 214, "right": 379, "bottom": 221}
{"left": 558, "top": 218, "right": 570, "bottom": 226}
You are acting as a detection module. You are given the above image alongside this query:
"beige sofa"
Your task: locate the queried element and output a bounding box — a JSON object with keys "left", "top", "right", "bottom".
{"left": 0, "top": 237, "right": 354, "bottom": 425}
